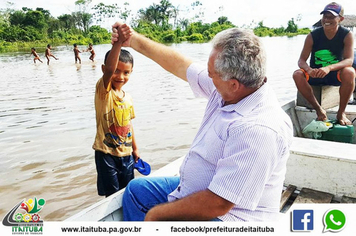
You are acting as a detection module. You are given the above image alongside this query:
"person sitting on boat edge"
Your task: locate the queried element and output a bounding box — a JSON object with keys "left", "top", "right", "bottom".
{"left": 351, "top": 50, "right": 356, "bottom": 104}
{"left": 292, "top": 2, "right": 355, "bottom": 125}
{"left": 92, "top": 24, "right": 141, "bottom": 198}
{"left": 112, "top": 23, "right": 293, "bottom": 221}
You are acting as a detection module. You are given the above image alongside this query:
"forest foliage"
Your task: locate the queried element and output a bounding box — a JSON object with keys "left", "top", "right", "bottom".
{"left": 0, "top": 0, "right": 310, "bottom": 52}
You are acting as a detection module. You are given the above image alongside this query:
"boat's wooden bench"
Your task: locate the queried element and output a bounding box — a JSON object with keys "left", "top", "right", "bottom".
{"left": 280, "top": 185, "right": 356, "bottom": 213}
{"left": 297, "top": 85, "right": 340, "bottom": 110}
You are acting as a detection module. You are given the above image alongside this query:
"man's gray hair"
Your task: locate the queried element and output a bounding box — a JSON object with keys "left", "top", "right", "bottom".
{"left": 212, "top": 28, "right": 266, "bottom": 88}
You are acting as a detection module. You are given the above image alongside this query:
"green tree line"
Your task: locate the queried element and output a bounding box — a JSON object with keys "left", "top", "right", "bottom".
{"left": 0, "top": 0, "right": 310, "bottom": 53}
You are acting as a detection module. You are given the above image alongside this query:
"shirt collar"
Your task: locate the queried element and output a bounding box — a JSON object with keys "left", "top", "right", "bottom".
{"left": 219, "top": 83, "right": 269, "bottom": 116}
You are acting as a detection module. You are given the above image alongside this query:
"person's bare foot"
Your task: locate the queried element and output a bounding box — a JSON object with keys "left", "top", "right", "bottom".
{"left": 316, "top": 107, "right": 328, "bottom": 121}
{"left": 337, "top": 112, "right": 352, "bottom": 126}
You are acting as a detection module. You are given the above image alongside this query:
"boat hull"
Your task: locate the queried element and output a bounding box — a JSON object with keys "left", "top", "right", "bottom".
{"left": 66, "top": 99, "right": 356, "bottom": 221}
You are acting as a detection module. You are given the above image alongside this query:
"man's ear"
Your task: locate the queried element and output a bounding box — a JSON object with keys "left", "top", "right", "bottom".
{"left": 339, "top": 16, "right": 345, "bottom": 22}
{"left": 101, "top": 64, "right": 105, "bottom": 73}
{"left": 230, "top": 79, "right": 240, "bottom": 92}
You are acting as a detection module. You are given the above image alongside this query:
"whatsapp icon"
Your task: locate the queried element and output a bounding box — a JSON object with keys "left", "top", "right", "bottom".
{"left": 323, "top": 209, "right": 346, "bottom": 232}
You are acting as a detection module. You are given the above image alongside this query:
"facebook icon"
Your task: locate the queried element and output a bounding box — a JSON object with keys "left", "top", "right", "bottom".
{"left": 292, "top": 210, "right": 314, "bottom": 231}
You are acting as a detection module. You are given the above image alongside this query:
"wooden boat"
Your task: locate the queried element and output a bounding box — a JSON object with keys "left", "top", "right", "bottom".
{"left": 281, "top": 98, "right": 356, "bottom": 211}
{"left": 66, "top": 96, "right": 356, "bottom": 222}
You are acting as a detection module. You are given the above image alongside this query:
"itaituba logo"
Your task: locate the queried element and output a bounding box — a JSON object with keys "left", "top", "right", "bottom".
{"left": 2, "top": 197, "right": 46, "bottom": 234}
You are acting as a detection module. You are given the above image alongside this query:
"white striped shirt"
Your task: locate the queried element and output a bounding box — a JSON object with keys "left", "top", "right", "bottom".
{"left": 168, "top": 63, "right": 293, "bottom": 221}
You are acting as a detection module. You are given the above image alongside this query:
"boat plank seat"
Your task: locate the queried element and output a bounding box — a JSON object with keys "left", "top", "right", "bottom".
{"left": 280, "top": 185, "right": 297, "bottom": 210}
{"left": 293, "top": 188, "right": 334, "bottom": 204}
{"left": 341, "top": 195, "right": 356, "bottom": 203}
{"left": 297, "top": 86, "right": 339, "bottom": 109}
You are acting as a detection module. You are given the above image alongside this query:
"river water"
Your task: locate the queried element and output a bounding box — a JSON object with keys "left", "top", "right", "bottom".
{"left": 0, "top": 35, "right": 305, "bottom": 220}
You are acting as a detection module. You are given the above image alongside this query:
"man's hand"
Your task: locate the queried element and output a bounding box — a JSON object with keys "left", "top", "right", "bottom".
{"left": 309, "top": 67, "right": 330, "bottom": 78}
{"left": 112, "top": 22, "right": 132, "bottom": 46}
{"left": 143, "top": 189, "right": 233, "bottom": 221}
{"left": 314, "top": 67, "right": 330, "bottom": 78}
{"left": 144, "top": 206, "right": 159, "bottom": 221}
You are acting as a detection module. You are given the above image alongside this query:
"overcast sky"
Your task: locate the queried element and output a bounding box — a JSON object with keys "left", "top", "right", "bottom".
{"left": 1, "top": 0, "right": 356, "bottom": 28}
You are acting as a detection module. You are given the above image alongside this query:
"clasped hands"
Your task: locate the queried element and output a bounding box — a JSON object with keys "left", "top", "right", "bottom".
{"left": 111, "top": 22, "right": 133, "bottom": 46}
{"left": 307, "top": 66, "right": 331, "bottom": 78}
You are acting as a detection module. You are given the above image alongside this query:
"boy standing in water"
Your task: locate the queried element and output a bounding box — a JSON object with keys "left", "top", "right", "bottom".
{"left": 92, "top": 24, "right": 140, "bottom": 197}
{"left": 86, "top": 43, "right": 95, "bottom": 62}
{"left": 45, "top": 44, "right": 59, "bottom": 65}
{"left": 73, "top": 44, "right": 81, "bottom": 64}
{"left": 30, "top": 48, "right": 43, "bottom": 63}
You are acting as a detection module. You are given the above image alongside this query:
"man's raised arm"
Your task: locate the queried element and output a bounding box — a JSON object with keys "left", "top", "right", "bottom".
{"left": 112, "top": 22, "right": 193, "bottom": 82}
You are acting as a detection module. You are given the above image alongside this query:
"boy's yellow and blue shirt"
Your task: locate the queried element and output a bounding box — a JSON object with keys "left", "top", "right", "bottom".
{"left": 93, "top": 77, "right": 135, "bottom": 157}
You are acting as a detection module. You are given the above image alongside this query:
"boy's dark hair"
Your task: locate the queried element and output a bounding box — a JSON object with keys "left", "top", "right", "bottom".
{"left": 31, "top": 47, "right": 35, "bottom": 51}
{"left": 47, "top": 44, "right": 50, "bottom": 48}
{"left": 104, "top": 49, "right": 134, "bottom": 68}
{"left": 73, "top": 43, "right": 77, "bottom": 47}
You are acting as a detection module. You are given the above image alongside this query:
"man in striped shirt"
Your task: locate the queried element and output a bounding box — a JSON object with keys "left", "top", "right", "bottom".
{"left": 113, "top": 23, "right": 293, "bottom": 221}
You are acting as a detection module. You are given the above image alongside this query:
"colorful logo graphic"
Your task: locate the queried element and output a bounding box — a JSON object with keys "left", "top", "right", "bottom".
{"left": 292, "top": 210, "right": 314, "bottom": 231}
{"left": 2, "top": 197, "right": 46, "bottom": 234}
{"left": 323, "top": 209, "right": 346, "bottom": 232}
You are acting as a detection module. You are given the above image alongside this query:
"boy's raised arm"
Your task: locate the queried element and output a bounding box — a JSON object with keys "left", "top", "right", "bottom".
{"left": 103, "top": 24, "right": 132, "bottom": 89}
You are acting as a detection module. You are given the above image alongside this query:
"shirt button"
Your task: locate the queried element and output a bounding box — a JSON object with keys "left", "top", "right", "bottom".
{"left": 177, "top": 186, "right": 181, "bottom": 192}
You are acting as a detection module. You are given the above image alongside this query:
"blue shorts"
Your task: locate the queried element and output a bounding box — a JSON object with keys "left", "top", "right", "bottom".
{"left": 301, "top": 69, "right": 341, "bottom": 86}
{"left": 95, "top": 151, "right": 134, "bottom": 197}
{"left": 122, "top": 177, "right": 223, "bottom": 221}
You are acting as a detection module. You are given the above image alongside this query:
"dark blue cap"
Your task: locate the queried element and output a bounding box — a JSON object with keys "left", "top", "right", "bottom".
{"left": 320, "top": 2, "right": 344, "bottom": 17}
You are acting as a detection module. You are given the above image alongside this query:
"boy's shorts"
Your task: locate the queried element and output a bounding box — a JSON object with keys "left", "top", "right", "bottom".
{"left": 95, "top": 151, "right": 134, "bottom": 197}
{"left": 300, "top": 69, "right": 341, "bottom": 86}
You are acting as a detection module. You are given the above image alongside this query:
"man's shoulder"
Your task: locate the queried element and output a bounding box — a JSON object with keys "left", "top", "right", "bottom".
{"left": 338, "top": 25, "right": 350, "bottom": 36}
{"left": 339, "top": 25, "right": 350, "bottom": 32}
{"left": 311, "top": 27, "right": 323, "bottom": 37}
{"left": 311, "top": 26, "right": 323, "bottom": 33}
{"left": 231, "top": 88, "right": 291, "bottom": 131}
{"left": 187, "top": 63, "right": 206, "bottom": 76}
